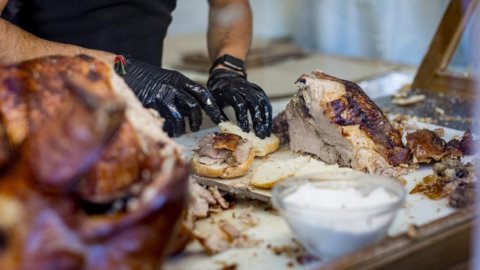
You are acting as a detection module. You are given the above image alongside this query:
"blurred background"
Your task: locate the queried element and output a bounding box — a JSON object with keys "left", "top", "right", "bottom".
{"left": 167, "top": 0, "right": 449, "bottom": 65}
{"left": 162, "top": 0, "right": 477, "bottom": 128}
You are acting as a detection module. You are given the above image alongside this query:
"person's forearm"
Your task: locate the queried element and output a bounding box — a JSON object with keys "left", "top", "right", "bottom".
{"left": 207, "top": 0, "right": 252, "bottom": 62}
{"left": 0, "top": 18, "right": 115, "bottom": 65}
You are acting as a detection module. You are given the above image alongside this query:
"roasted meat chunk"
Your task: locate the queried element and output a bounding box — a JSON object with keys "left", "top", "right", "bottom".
{"left": 285, "top": 71, "right": 409, "bottom": 177}
{"left": 406, "top": 129, "right": 475, "bottom": 164}
{"left": 406, "top": 129, "right": 447, "bottom": 163}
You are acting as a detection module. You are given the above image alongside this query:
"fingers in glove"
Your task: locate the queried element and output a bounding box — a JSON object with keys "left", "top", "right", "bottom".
{"left": 177, "top": 89, "right": 203, "bottom": 132}
{"left": 154, "top": 86, "right": 186, "bottom": 137}
{"left": 251, "top": 83, "right": 273, "bottom": 137}
{"left": 262, "top": 98, "right": 273, "bottom": 136}
{"left": 160, "top": 103, "right": 186, "bottom": 137}
{"left": 242, "top": 91, "right": 267, "bottom": 139}
{"left": 184, "top": 81, "right": 226, "bottom": 124}
{"left": 217, "top": 90, "right": 250, "bottom": 133}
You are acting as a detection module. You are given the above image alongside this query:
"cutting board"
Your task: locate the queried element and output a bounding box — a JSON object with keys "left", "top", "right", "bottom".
{"left": 175, "top": 119, "right": 474, "bottom": 237}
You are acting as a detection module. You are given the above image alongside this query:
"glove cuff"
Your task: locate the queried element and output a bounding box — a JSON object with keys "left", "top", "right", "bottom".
{"left": 113, "top": 55, "right": 128, "bottom": 76}
{"left": 209, "top": 67, "right": 247, "bottom": 82}
{"left": 209, "top": 54, "right": 247, "bottom": 78}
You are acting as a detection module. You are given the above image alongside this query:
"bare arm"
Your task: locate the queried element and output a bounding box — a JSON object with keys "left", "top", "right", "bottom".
{"left": 207, "top": 0, "right": 252, "bottom": 63}
{"left": 0, "top": 0, "right": 115, "bottom": 65}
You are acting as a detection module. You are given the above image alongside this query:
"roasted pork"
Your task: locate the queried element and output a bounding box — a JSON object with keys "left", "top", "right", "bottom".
{"left": 0, "top": 55, "right": 188, "bottom": 270}
{"left": 285, "top": 71, "right": 409, "bottom": 177}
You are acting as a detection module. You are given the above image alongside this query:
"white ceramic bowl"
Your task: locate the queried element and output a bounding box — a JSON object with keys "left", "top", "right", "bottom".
{"left": 271, "top": 173, "right": 405, "bottom": 260}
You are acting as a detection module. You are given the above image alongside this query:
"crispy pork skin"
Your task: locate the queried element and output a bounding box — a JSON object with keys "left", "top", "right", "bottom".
{"left": 286, "top": 71, "right": 409, "bottom": 176}
{"left": 406, "top": 129, "right": 447, "bottom": 163}
{"left": 0, "top": 55, "right": 188, "bottom": 270}
{"left": 406, "top": 129, "right": 473, "bottom": 164}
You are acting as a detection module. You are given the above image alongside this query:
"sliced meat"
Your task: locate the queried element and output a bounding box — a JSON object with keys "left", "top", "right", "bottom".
{"left": 198, "top": 156, "right": 222, "bottom": 165}
{"left": 198, "top": 134, "right": 228, "bottom": 160}
{"left": 285, "top": 71, "right": 409, "bottom": 177}
{"left": 233, "top": 141, "right": 252, "bottom": 164}
{"left": 406, "top": 129, "right": 447, "bottom": 163}
{"left": 197, "top": 133, "right": 251, "bottom": 166}
{"left": 213, "top": 133, "right": 241, "bottom": 151}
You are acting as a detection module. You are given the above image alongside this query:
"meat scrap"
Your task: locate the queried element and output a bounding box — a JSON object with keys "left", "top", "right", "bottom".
{"left": 209, "top": 186, "right": 230, "bottom": 209}
{"left": 410, "top": 158, "right": 477, "bottom": 207}
{"left": 239, "top": 205, "right": 259, "bottom": 227}
{"left": 195, "top": 219, "right": 261, "bottom": 255}
{"left": 406, "top": 129, "right": 447, "bottom": 163}
{"left": 406, "top": 129, "right": 476, "bottom": 164}
{"left": 186, "top": 183, "right": 232, "bottom": 222}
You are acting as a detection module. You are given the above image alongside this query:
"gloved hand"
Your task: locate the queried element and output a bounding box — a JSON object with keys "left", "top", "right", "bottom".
{"left": 207, "top": 69, "right": 272, "bottom": 139}
{"left": 117, "top": 56, "right": 226, "bottom": 137}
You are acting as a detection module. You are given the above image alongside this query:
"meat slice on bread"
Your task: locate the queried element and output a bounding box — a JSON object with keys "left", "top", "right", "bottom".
{"left": 191, "top": 122, "right": 280, "bottom": 179}
{"left": 191, "top": 133, "right": 255, "bottom": 178}
{"left": 285, "top": 71, "right": 409, "bottom": 177}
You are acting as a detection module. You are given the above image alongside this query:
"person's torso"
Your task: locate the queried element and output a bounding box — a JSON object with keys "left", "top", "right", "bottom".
{"left": 3, "top": 0, "right": 177, "bottom": 65}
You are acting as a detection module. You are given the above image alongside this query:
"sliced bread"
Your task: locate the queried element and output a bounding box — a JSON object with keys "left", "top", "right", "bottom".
{"left": 250, "top": 156, "right": 359, "bottom": 189}
{"left": 250, "top": 156, "right": 311, "bottom": 188}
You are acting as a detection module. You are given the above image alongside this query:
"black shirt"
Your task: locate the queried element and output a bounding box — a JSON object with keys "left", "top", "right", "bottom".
{"left": 2, "top": 0, "right": 177, "bottom": 66}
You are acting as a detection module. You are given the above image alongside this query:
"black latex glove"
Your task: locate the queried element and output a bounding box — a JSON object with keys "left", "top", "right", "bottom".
{"left": 207, "top": 69, "right": 272, "bottom": 139}
{"left": 119, "top": 56, "right": 226, "bottom": 137}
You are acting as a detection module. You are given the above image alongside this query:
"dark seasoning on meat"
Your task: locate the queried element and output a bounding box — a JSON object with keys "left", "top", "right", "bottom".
{"left": 272, "top": 70, "right": 478, "bottom": 207}
{"left": 283, "top": 70, "right": 411, "bottom": 177}
{"left": 320, "top": 75, "right": 409, "bottom": 166}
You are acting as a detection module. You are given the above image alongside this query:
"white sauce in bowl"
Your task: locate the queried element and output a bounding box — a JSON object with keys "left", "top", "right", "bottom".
{"left": 279, "top": 182, "right": 402, "bottom": 259}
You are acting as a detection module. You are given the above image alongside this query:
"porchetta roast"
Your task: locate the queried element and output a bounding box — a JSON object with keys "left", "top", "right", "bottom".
{"left": 0, "top": 55, "right": 189, "bottom": 269}
{"left": 283, "top": 71, "right": 410, "bottom": 176}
